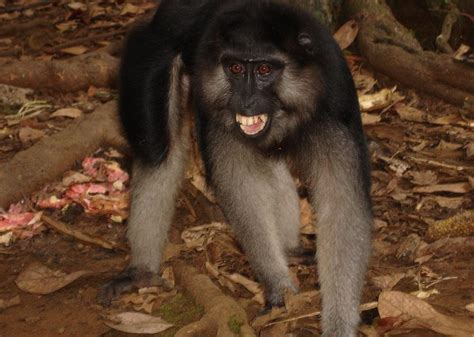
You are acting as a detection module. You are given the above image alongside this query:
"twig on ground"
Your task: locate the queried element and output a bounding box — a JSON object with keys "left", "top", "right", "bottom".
{"left": 41, "top": 214, "right": 127, "bottom": 251}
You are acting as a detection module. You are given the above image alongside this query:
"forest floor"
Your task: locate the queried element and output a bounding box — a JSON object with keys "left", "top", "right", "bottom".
{"left": 0, "top": 1, "right": 473, "bottom": 337}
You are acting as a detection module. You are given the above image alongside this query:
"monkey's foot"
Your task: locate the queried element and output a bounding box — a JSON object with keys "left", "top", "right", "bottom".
{"left": 98, "top": 267, "right": 171, "bottom": 306}
{"left": 262, "top": 281, "right": 298, "bottom": 313}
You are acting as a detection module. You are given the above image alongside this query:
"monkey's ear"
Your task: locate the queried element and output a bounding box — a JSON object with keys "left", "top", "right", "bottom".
{"left": 297, "top": 32, "right": 314, "bottom": 55}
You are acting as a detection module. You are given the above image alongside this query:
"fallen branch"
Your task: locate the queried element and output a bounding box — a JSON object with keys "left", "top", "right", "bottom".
{"left": 405, "top": 154, "right": 474, "bottom": 172}
{"left": 172, "top": 262, "right": 256, "bottom": 337}
{"left": 347, "top": 0, "right": 474, "bottom": 109}
{"left": 0, "top": 101, "right": 127, "bottom": 209}
{"left": 41, "top": 214, "right": 127, "bottom": 251}
{"left": 435, "top": 3, "right": 460, "bottom": 53}
{"left": 0, "top": 52, "right": 118, "bottom": 92}
{"left": 263, "top": 301, "right": 378, "bottom": 328}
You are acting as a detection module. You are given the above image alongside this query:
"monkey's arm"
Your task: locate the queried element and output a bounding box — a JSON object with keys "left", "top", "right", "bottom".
{"left": 302, "top": 125, "right": 372, "bottom": 337}
{"left": 203, "top": 129, "right": 298, "bottom": 307}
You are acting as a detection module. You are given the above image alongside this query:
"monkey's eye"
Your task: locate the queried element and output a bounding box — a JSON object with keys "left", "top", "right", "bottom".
{"left": 229, "top": 63, "right": 245, "bottom": 74}
{"left": 257, "top": 64, "right": 272, "bottom": 75}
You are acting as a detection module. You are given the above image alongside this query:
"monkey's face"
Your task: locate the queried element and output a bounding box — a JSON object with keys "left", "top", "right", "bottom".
{"left": 197, "top": 51, "right": 321, "bottom": 148}
{"left": 220, "top": 53, "right": 285, "bottom": 138}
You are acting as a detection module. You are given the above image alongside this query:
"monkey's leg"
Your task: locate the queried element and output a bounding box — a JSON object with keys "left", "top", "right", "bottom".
{"left": 99, "top": 138, "right": 189, "bottom": 304}
{"left": 99, "top": 28, "right": 190, "bottom": 303}
{"left": 207, "top": 138, "right": 296, "bottom": 307}
{"left": 302, "top": 127, "right": 372, "bottom": 337}
{"left": 272, "top": 161, "right": 301, "bottom": 254}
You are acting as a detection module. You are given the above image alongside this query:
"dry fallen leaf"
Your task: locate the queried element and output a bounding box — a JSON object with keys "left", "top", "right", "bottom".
{"left": 395, "top": 105, "right": 470, "bottom": 127}
{"left": 50, "top": 108, "right": 82, "bottom": 119}
{"left": 61, "top": 46, "right": 88, "bottom": 56}
{"left": 333, "top": 20, "right": 359, "bottom": 50}
{"left": 181, "top": 222, "right": 229, "bottom": 250}
{"left": 466, "top": 303, "right": 474, "bottom": 313}
{"left": 18, "top": 127, "right": 45, "bottom": 144}
{"left": 252, "top": 306, "right": 287, "bottom": 329}
{"left": 416, "top": 237, "right": 474, "bottom": 259}
{"left": 0, "top": 232, "right": 13, "bottom": 246}
{"left": 15, "top": 262, "right": 92, "bottom": 295}
{"left": 372, "top": 273, "right": 405, "bottom": 291}
{"left": 434, "top": 140, "right": 463, "bottom": 152}
{"left": 359, "top": 89, "right": 393, "bottom": 112}
{"left": 361, "top": 112, "right": 381, "bottom": 125}
{"left": 104, "top": 312, "right": 173, "bottom": 334}
{"left": 161, "top": 267, "right": 175, "bottom": 288}
{"left": 67, "top": 2, "right": 87, "bottom": 11}
{"left": 284, "top": 290, "right": 320, "bottom": 316}
{"left": 359, "top": 325, "right": 379, "bottom": 337}
{"left": 120, "top": 292, "right": 158, "bottom": 314}
{"left": 409, "top": 170, "right": 438, "bottom": 186}
{"left": 413, "top": 182, "right": 471, "bottom": 194}
{"left": 466, "top": 142, "right": 474, "bottom": 159}
{"left": 353, "top": 72, "right": 377, "bottom": 94}
{"left": 410, "top": 288, "right": 440, "bottom": 300}
{"left": 55, "top": 21, "right": 77, "bottom": 32}
{"left": 427, "top": 196, "right": 465, "bottom": 209}
{"left": 205, "top": 262, "right": 264, "bottom": 304}
{"left": 378, "top": 291, "right": 474, "bottom": 336}
{"left": 225, "top": 272, "right": 264, "bottom": 302}
{"left": 395, "top": 105, "right": 425, "bottom": 123}
{"left": 120, "top": 3, "right": 143, "bottom": 15}
{"left": 453, "top": 44, "right": 471, "bottom": 61}
{"left": 0, "top": 295, "right": 21, "bottom": 310}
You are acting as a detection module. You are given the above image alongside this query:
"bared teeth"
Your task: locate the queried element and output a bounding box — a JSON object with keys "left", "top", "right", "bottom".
{"left": 236, "top": 113, "right": 268, "bottom": 126}
{"left": 235, "top": 113, "right": 269, "bottom": 135}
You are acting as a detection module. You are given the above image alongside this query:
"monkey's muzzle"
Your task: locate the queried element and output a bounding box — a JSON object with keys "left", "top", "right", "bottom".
{"left": 235, "top": 113, "right": 269, "bottom": 136}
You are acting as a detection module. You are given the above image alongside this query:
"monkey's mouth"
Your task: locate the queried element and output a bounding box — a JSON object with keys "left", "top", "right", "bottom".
{"left": 235, "top": 113, "right": 269, "bottom": 136}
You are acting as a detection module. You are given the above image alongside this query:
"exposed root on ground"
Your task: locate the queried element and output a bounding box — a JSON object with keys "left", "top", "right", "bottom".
{"left": 173, "top": 262, "right": 256, "bottom": 337}
{"left": 347, "top": 0, "right": 474, "bottom": 109}
{"left": 0, "top": 52, "right": 118, "bottom": 92}
{"left": 0, "top": 101, "right": 126, "bottom": 209}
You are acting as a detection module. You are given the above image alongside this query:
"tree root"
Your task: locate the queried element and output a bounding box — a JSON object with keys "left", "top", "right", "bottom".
{"left": 0, "top": 52, "right": 118, "bottom": 92}
{"left": 435, "top": 3, "right": 460, "bottom": 53}
{"left": 0, "top": 101, "right": 127, "bottom": 209}
{"left": 347, "top": 0, "right": 474, "bottom": 109}
{"left": 173, "top": 262, "right": 256, "bottom": 337}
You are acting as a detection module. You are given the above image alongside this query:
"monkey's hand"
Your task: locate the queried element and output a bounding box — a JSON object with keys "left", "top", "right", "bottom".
{"left": 98, "top": 267, "right": 171, "bottom": 306}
